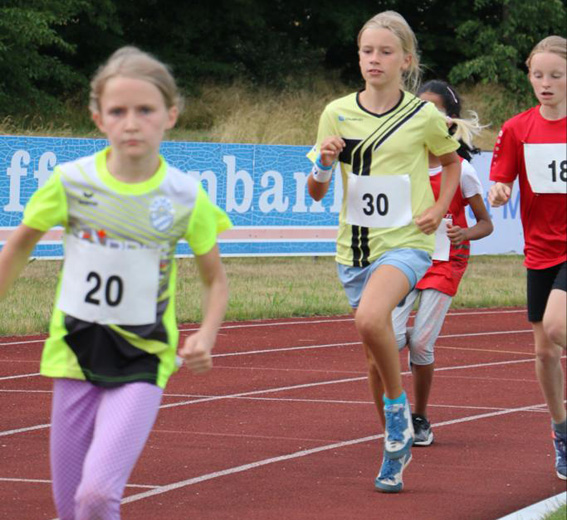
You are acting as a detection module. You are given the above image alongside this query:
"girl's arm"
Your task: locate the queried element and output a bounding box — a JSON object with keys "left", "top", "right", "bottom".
{"left": 446, "top": 194, "right": 494, "bottom": 245}
{"left": 415, "top": 150, "right": 460, "bottom": 234}
{"left": 178, "top": 244, "right": 228, "bottom": 373}
{"left": 307, "top": 136, "right": 345, "bottom": 201}
{"left": 0, "top": 225, "right": 45, "bottom": 300}
{"left": 488, "top": 181, "right": 514, "bottom": 207}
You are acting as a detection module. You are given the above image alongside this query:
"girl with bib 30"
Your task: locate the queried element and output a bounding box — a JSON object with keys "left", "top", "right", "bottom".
{"left": 0, "top": 47, "right": 231, "bottom": 519}
{"left": 489, "top": 36, "right": 567, "bottom": 481}
{"left": 307, "top": 11, "right": 460, "bottom": 493}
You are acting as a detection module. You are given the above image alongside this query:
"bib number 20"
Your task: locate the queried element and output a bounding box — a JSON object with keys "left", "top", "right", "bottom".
{"left": 85, "top": 272, "right": 124, "bottom": 307}
{"left": 362, "top": 193, "right": 389, "bottom": 216}
{"left": 549, "top": 160, "right": 567, "bottom": 183}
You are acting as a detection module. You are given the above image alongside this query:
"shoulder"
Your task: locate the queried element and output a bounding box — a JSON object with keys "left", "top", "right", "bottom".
{"left": 324, "top": 92, "right": 359, "bottom": 114}
{"left": 57, "top": 153, "right": 97, "bottom": 177}
{"left": 162, "top": 162, "right": 201, "bottom": 202}
{"left": 502, "top": 106, "right": 538, "bottom": 130}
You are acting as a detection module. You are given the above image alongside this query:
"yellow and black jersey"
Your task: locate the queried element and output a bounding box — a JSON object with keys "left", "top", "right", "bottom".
{"left": 308, "top": 90, "right": 459, "bottom": 267}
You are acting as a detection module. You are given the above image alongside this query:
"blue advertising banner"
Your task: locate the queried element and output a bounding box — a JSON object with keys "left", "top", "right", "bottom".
{"left": 0, "top": 135, "right": 523, "bottom": 258}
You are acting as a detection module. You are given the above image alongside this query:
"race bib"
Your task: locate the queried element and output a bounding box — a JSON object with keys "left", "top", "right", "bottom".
{"left": 57, "top": 234, "right": 161, "bottom": 325}
{"left": 346, "top": 174, "right": 412, "bottom": 228}
{"left": 524, "top": 143, "right": 567, "bottom": 194}
{"left": 432, "top": 218, "right": 452, "bottom": 261}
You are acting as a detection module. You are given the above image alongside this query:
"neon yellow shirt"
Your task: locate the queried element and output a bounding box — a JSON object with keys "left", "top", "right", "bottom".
{"left": 308, "top": 91, "right": 459, "bottom": 267}
{"left": 23, "top": 148, "right": 232, "bottom": 388}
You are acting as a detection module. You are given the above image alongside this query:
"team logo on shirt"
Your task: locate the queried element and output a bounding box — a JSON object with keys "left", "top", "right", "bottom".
{"left": 149, "top": 196, "right": 175, "bottom": 232}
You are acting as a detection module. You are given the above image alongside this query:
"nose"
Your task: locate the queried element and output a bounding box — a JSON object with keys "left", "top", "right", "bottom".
{"left": 124, "top": 110, "right": 138, "bottom": 130}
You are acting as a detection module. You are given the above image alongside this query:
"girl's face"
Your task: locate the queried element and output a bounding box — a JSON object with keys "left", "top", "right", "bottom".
{"left": 419, "top": 92, "right": 446, "bottom": 114}
{"left": 92, "top": 76, "right": 178, "bottom": 161}
{"left": 529, "top": 52, "right": 567, "bottom": 109}
{"left": 358, "top": 27, "right": 411, "bottom": 90}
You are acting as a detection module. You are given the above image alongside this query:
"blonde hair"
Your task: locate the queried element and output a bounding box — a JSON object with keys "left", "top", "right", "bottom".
{"left": 525, "top": 35, "right": 567, "bottom": 69}
{"left": 357, "top": 11, "right": 422, "bottom": 93}
{"left": 450, "top": 112, "right": 486, "bottom": 150}
{"left": 89, "top": 46, "right": 183, "bottom": 113}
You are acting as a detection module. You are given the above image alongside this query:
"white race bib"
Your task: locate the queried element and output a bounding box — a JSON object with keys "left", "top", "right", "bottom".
{"left": 432, "top": 218, "right": 452, "bottom": 261}
{"left": 346, "top": 174, "right": 412, "bottom": 228}
{"left": 524, "top": 143, "right": 567, "bottom": 194}
{"left": 57, "top": 235, "right": 161, "bottom": 325}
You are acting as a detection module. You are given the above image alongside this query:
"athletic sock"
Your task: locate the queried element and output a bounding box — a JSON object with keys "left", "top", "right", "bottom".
{"left": 383, "top": 391, "right": 407, "bottom": 406}
{"left": 552, "top": 419, "right": 567, "bottom": 435}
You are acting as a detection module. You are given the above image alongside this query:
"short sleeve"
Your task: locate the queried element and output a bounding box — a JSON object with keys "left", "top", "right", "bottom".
{"left": 22, "top": 169, "right": 68, "bottom": 231}
{"left": 185, "top": 185, "right": 232, "bottom": 256}
{"left": 460, "top": 159, "right": 484, "bottom": 199}
{"left": 424, "top": 104, "right": 460, "bottom": 157}
{"left": 489, "top": 122, "right": 518, "bottom": 183}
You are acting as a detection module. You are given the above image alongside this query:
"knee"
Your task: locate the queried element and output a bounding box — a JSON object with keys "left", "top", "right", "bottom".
{"left": 543, "top": 316, "right": 566, "bottom": 349}
{"left": 355, "top": 311, "right": 389, "bottom": 343}
{"left": 75, "top": 482, "right": 119, "bottom": 519}
{"left": 535, "top": 343, "right": 562, "bottom": 365}
{"left": 409, "top": 339, "right": 434, "bottom": 366}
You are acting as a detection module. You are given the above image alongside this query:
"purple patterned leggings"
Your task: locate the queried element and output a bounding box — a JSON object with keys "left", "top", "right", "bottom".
{"left": 50, "top": 378, "right": 163, "bottom": 520}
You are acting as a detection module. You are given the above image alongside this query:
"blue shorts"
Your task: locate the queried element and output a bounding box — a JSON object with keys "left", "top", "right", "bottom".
{"left": 337, "top": 248, "right": 432, "bottom": 309}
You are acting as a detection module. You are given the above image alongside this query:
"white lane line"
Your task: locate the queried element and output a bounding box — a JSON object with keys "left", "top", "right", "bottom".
{"left": 1, "top": 357, "right": 544, "bottom": 438}
{"left": 0, "top": 477, "right": 158, "bottom": 489}
{"left": 496, "top": 491, "right": 566, "bottom": 520}
{"left": 117, "top": 401, "right": 550, "bottom": 507}
{"left": 0, "top": 308, "right": 526, "bottom": 347}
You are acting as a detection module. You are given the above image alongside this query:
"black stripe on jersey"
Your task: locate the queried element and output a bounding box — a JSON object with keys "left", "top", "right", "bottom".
{"left": 359, "top": 226, "right": 371, "bottom": 267}
{"left": 352, "top": 225, "right": 361, "bottom": 267}
{"left": 351, "top": 96, "right": 426, "bottom": 177}
{"left": 372, "top": 100, "right": 427, "bottom": 152}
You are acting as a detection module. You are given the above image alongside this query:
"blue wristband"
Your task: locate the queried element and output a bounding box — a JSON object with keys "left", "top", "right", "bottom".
{"left": 315, "top": 155, "right": 333, "bottom": 171}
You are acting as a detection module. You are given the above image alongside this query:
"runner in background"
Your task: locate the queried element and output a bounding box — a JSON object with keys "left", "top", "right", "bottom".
{"left": 307, "top": 11, "right": 461, "bottom": 492}
{"left": 392, "top": 80, "right": 493, "bottom": 446}
{"left": 488, "top": 35, "right": 567, "bottom": 481}
{"left": 0, "top": 46, "right": 231, "bottom": 518}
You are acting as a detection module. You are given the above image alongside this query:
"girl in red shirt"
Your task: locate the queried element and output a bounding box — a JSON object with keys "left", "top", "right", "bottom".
{"left": 489, "top": 35, "right": 566, "bottom": 480}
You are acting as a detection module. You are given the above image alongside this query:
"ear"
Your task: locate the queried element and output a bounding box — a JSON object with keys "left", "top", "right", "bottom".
{"left": 92, "top": 111, "right": 106, "bottom": 134}
{"left": 402, "top": 53, "right": 412, "bottom": 72}
{"left": 166, "top": 106, "right": 178, "bottom": 130}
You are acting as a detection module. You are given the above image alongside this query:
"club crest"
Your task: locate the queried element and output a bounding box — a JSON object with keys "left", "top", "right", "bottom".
{"left": 149, "top": 196, "right": 174, "bottom": 232}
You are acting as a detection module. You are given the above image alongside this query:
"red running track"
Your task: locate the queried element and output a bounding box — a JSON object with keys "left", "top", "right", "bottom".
{"left": 0, "top": 308, "right": 566, "bottom": 520}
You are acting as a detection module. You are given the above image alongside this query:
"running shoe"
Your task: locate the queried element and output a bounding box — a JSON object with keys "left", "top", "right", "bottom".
{"left": 383, "top": 397, "right": 414, "bottom": 459}
{"left": 412, "top": 413, "right": 434, "bottom": 446}
{"left": 552, "top": 428, "right": 567, "bottom": 480}
{"left": 375, "top": 451, "right": 412, "bottom": 493}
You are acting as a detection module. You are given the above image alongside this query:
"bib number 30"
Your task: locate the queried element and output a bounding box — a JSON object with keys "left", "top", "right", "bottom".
{"left": 362, "top": 193, "right": 389, "bottom": 216}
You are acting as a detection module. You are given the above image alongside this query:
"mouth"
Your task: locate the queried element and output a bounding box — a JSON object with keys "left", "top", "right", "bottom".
{"left": 367, "top": 69, "right": 383, "bottom": 76}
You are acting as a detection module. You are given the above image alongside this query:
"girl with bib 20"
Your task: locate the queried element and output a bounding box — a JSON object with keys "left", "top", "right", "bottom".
{"left": 307, "top": 11, "right": 461, "bottom": 492}
{"left": 489, "top": 36, "right": 567, "bottom": 481}
{"left": 0, "top": 47, "right": 231, "bottom": 519}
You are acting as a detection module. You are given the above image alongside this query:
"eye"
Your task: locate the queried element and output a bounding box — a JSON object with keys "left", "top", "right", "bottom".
{"left": 139, "top": 106, "right": 153, "bottom": 115}
{"left": 108, "top": 107, "right": 124, "bottom": 116}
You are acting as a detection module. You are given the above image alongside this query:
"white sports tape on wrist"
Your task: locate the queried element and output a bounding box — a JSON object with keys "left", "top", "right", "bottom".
{"left": 311, "top": 164, "right": 333, "bottom": 183}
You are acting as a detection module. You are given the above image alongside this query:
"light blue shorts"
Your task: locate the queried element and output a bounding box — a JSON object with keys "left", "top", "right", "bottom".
{"left": 337, "top": 248, "right": 432, "bottom": 309}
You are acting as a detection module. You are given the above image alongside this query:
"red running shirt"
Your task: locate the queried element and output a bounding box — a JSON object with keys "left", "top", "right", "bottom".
{"left": 490, "top": 106, "right": 566, "bottom": 269}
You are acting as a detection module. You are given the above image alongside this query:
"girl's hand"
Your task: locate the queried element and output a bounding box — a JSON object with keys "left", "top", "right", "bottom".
{"left": 446, "top": 223, "right": 467, "bottom": 245}
{"left": 488, "top": 182, "right": 511, "bottom": 207}
{"left": 415, "top": 206, "right": 443, "bottom": 235}
{"left": 319, "top": 136, "right": 345, "bottom": 167}
{"left": 178, "top": 331, "right": 214, "bottom": 374}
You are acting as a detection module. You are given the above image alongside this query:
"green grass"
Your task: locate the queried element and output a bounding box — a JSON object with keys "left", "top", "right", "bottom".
{"left": 0, "top": 255, "right": 525, "bottom": 336}
{"left": 542, "top": 504, "right": 567, "bottom": 520}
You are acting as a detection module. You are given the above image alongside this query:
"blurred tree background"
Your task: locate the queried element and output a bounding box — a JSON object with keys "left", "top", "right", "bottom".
{"left": 0, "top": 0, "right": 565, "bottom": 120}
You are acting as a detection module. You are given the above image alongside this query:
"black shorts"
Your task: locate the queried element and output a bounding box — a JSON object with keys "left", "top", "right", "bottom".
{"left": 527, "top": 261, "right": 567, "bottom": 322}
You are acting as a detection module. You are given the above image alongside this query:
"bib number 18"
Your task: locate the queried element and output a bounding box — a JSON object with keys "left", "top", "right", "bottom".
{"left": 549, "top": 160, "right": 567, "bottom": 183}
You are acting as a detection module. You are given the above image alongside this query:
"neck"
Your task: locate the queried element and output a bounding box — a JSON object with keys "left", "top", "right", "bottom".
{"left": 359, "top": 85, "right": 403, "bottom": 114}
{"left": 539, "top": 101, "right": 567, "bottom": 121}
{"left": 106, "top": 150, "right": 160, "bottom": 183}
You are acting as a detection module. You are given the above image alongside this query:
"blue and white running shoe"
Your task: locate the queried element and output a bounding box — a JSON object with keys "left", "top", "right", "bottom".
{"left": 552, "top": 428, "right": 567, "bottom": 480}
{"left": 383, "top": 397, "right": 414, "bottom": 459}
{"left": 375, "top": 451, "right": 412, "bottom": 493}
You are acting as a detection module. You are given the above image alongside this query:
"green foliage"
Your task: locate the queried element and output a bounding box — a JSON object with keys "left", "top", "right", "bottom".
{"left": 449, "top": 0, "right": 567, "bottom": 94}
{"left": 0, "top": 0, "right": 565, "bottom": 121}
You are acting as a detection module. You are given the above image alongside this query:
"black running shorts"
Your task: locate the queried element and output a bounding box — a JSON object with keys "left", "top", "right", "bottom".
{"left": 527, "top": 261, "right": 566, "bottom": 323}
